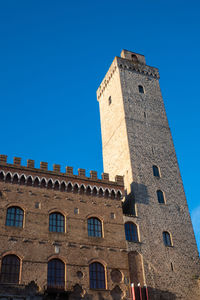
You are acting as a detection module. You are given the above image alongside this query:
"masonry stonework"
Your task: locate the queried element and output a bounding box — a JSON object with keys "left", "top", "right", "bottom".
{"left": 97, "top": 49, "right": 200, "bottom": 299}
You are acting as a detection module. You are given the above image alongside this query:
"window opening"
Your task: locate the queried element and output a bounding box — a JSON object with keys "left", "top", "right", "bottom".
{"left": 47, "top": 259, "right": 65, "bottom": 290}
{"left": 6, "top": 206, "right": 24, "bottom": 227}
{"left": 49, "top": 212, "right": 64, "bottom": 233}
{"left": 0, "top": 255, "right": 20, "bottom": 283}
{"left": 153, "top": 165, "right": 160, "bottom": 177}
{"left": 163, "top": 231, "right": 172, "bottom": 247}
{"left": 88, "top": 217, "right": 102, "bottom": 237}
{"left": 125, "top": 222, "right": 138, "bottom": 242}
{"left": 89, "top": 262, "right": 105, "bottom": 289}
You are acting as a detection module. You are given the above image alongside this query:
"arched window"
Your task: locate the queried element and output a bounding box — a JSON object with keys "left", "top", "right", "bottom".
{"left": 0, "top": 255, "right": 20, "bottom": 283}
{"left": 108, "top": 96, "right": 112, "bottom": 105}
{"left": 125, "top": 222, "right": 138, "bottom": 242}
{"left": 89, "top": 262, "right": 105, "bottom": 289}
{"left": 88, "top": 217, "right": 102, "bottom": 237}
{"left": 138, "top": 85, "right": 144, "bottom": 93}
{"left": 153, "top": 165, "right": 160, "bottom": 177}
{"left": 47, "top": 259, "right": 65, "bottom": 290}
{"left": 163, "top": 231, "right": 172, "bottom": 247}
{"left": 157, "top": 190, "right": 165, "bottom": 204}
{"left": 49, "top": 212, "right": 64, "bottom": 233}
{"left": 6, "top": 207, "right": 24, "bottom": 227}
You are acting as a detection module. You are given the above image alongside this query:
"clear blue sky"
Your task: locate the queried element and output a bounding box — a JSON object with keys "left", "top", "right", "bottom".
{"left": 0, "top": 1, "right": 200, "bottom": 252}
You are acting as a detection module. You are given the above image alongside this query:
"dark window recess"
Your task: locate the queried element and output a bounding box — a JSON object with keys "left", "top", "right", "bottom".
{"left": 163, "top": 231, "right": 172, "bottom": 247}
{"left": 125, "top": 222, "right": 138, "bottom": 242}
{"left": 131, "top": 54, "right": 139, "bottom": 63}
{"left": 157, "top": 190, "right": 165, "bottom": 204}
{"left": 49, "top": 213, "right": 64, "bottom": 233}
{"left": 138, "top": 85, "right": 144, "bottom": 93}
{"left": 88, "top": 217, "right": 102, "bottom": 237}
{"left": 6, "top": 207, "right": 24, "bottom": 227}
{"left": 0, "top": 255, "right": 20, "bottom": 283}
{"left": 47, "top": 259, "right": 65, "bottom": 290}
{"left": 153, "top": 165, "right": 160, "bottom": 177}
{"left": 89, "top": 262, "right": 105, "bottom": 289}
{"left": 108, "top": 96, "right": 112, "bottom": 105}
{"left": 122, "top": 196, "right": 136, "bottom": 216}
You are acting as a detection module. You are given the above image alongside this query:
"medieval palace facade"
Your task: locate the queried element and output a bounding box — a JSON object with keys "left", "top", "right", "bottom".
{"left": 0, "top": 50, "right": 199, "bottom": 300}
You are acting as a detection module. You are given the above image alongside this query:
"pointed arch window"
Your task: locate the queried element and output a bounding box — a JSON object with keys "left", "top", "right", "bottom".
{"left": 157, "top": 190, "right": 165, "bottom": 204}
{"left": 89, "top": 262, "right": 106, "bottom": 289}
{"left": 47, "top": 259, "right": 65, "bottom": 290}
{"left": 6, "top": 206, "right": 24, "bottom": 227}
{"left": 163, "top": 231, "right": 172, "bottom": 247}
{"left": 88, "top": 217, "right": 102, "bottom": 237}
{"left": 49, "top": 212, "right": 65, "bottom": 233}
{"left": 0, "top": 255, "right": 20, "bottom": 283}
{"left": 125, "top": 222, "right": 138, "bottom": 242}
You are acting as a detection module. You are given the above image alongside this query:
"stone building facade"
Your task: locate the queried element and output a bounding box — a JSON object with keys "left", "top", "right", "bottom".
{"left": 0, "top": 50, "right": 199, "bottom": 299}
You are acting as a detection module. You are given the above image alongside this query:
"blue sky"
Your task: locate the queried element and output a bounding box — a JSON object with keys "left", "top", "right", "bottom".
{"left": 0, "top": 1, "right": 200, "bottom": 252}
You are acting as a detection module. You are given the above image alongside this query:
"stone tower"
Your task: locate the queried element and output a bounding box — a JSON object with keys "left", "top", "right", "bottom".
{"left": 97, "top": 50, "right": 200, "bottom": 299}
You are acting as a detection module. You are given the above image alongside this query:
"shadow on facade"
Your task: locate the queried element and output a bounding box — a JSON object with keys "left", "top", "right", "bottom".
{"left": 0, "top": 282, "right": 177, "bottom": 300}
{"left": 123, "top": 182, "right": 149, "bottom": 216}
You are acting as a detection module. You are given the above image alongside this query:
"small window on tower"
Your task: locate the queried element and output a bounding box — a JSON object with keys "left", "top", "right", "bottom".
{"left": 138, "top": 85, "right": 144, "bottom": 94}
{"left": 153, "top": 165, "right": 160, "bottom": 178}
{"left": 108, "top": 96, "right": 112, "bottom": 105}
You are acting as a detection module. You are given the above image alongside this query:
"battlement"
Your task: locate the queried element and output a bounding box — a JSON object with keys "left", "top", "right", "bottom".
{"left": 0, "top": 154, "right": 124, "bottom": 199}
{"left": 0, "top": 154, "right": 124, "bottom": 185}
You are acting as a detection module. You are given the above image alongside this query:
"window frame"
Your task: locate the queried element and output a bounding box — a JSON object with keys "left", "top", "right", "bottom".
{"left": 0, "top": 254, "right": 20, "bottom": 284}
{"left": 49, "top": 212, "right": 65, "bottom": 233}
{"left": 157, "top": 190, "right": 165, "bottom": 204}
{"left": 6, "top": 206, "right": 24, "bottom": 228}
{"left": 163, "top": 231, "right": 172, "bottom": 247}
{"left": 87, "top": 217, "right": 103, "bottom": 238}
{"left": 153, "top": 165, "right": 160, "bottom": 178}
{"left": 89, "top": 262, "right": 106, "bottom": 290}
{"left": 47, "top": 258, "right": 65, "bottom": 290}
{"left": 125, "top": 222, "right": 139, "bottom": 242}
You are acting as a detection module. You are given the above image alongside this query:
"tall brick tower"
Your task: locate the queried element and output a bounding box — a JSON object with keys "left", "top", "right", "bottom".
{"left": 97, "top": 50, "right": 200, "bottom": 299}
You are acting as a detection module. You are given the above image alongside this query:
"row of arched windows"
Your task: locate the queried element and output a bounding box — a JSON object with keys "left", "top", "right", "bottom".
{"left": 0, "top": 255, "right": 106, "bottom": 290}
{"left": 5, "top": 206, "right": 103, "bottom": 236}
{"left": 4, "top": 206, "right": 172, "bottom": 246}
{"left": 0, "top": 171, "right": 122, "bottom": 199}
